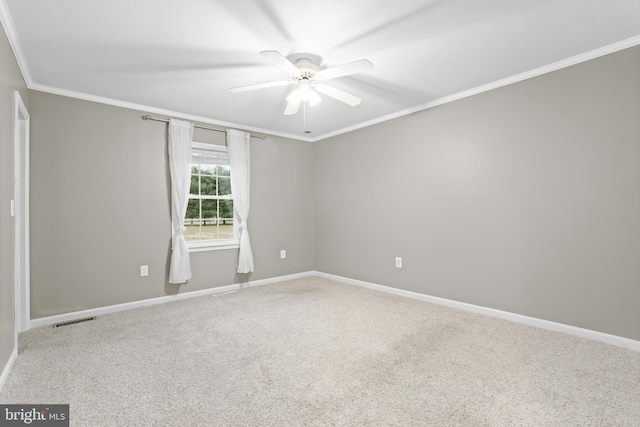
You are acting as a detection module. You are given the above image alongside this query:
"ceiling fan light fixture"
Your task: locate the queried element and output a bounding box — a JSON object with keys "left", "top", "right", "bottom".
{"left": 233, "top": 50, "right": 371, "bottom": 116}
{"left": 307, "top": 89, "right": 322, "bottom": 106}
{"left": 298, "top": 79, "right": 312, "bottom": 92}
{"left": 287, "top": 82, "right": 322, "bottom": 107}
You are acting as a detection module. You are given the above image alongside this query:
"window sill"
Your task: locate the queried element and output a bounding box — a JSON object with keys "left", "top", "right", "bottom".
{"left": 187, "top": 241, "right": 240, "bottom": 253}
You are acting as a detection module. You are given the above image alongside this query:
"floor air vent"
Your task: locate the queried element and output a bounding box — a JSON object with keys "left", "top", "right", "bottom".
{"left": 53, "top": 317, "right": 96, "bottom": 328}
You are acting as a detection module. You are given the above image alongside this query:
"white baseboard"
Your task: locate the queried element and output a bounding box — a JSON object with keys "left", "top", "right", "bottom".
{"left": 25, "top": 270, "right": 640, "bottom": 353}
{"left": 29, "top": 271, "right": 314, "bottom": 329}
{"left": 312, "top": 271, "right": 640, "bottom": 352}
{"left": 0, "top": 348, "right": 17, "bottom": 393}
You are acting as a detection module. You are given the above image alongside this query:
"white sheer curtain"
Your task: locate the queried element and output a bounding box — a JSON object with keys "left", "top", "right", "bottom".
{"left": 168, "top": 119, "right": 193, "bottom": 283}
{"left": 227, "top": 129, "right": 254, "bottom": 273}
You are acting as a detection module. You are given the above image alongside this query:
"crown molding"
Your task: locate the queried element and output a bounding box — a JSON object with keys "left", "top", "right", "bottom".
{"left": 0, "top": 0, "right": 32, "bottom": 86}
{"left": 2, "top": 0, "right": 639, "bottom": 143}
{"left": 29, "top": 83, "right": 314, "bottom": 143}
{"left": 312, "top": 34, "right": 640, "bottom": 142}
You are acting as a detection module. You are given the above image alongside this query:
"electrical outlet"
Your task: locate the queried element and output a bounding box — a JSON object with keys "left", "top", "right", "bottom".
{"left": 140, "top": 265, "right": 149, "bottom": 277}
{"left": 280, "top": 250, "right": 286, "bottom": 259}
{"left": 395, "top": 257, "right": 402, "bottom": 268}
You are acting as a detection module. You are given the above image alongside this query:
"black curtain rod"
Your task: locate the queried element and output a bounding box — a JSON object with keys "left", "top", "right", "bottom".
{"left": 141, "top": 115, "right": 266, "bottom": 140}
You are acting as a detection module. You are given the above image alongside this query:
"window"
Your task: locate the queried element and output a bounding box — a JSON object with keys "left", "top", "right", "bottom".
{"left": 185, "top": 142, "right": 238, "bottom": 251}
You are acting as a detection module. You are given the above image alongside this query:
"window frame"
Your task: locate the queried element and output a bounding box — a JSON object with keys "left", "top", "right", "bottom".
{"left": 186, "top": 141, "right": 239, "bottom": 253}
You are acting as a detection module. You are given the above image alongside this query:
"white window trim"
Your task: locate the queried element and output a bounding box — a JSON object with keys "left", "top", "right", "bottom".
{"left": 188, "top": 240, "right": 239, "bottom": 252}
{"left": 186, "top": 142, "right": 239, "bottom": 253}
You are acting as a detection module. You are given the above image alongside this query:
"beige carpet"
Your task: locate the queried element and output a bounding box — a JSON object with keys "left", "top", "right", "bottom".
{"left": 1, "top": 276, "right": 639, "bottom": 426}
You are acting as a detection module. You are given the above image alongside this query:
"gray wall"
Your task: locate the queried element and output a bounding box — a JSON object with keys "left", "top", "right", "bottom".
{"left": 17, "top": 40, "right": 640, "bottom": 344}
{"left": 29, "top": 91, "right": 314, "bottom": 318}
{"left": 315, "top": 46, "right": 640, "bottom": 341}
{"left": 0, "top": 24, "right": 28, "bottom": 374}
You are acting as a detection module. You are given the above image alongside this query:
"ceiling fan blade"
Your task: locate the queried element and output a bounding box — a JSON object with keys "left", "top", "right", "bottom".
{"left": 284, "top": 99, "right": 300, "bottom": 115}
{"left": 316, "top": 59, "right": 373, "bottom": 80}
{"left": 315, "top": 84, "right": 362, "bottom": 106}
{"left": 261, "top": 50, "right": 302, "bottom": 76}
{"left": 230, "top": 80, "right": 293, "bottom": 93}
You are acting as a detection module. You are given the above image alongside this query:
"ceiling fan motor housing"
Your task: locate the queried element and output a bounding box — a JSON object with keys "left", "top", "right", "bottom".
{"left": 292, "top": 59, "right": 319, "bottom": 81}
{"left": 230, "top": 50, "right": 371, "bottom": 116}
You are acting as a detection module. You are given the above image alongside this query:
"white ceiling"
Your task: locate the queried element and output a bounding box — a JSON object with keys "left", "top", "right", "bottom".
{"left": 2, "top": 0, "right": 640, "bottom": 141}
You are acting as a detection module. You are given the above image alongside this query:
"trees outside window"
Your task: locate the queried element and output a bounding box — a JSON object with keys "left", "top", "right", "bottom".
{"left": 185, "top": 143, "right": 235, "bottom": 243}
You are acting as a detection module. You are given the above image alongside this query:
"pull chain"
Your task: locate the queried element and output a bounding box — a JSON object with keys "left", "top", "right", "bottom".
{"left": 303, "top": 101, "right": 307, "bottom": 132}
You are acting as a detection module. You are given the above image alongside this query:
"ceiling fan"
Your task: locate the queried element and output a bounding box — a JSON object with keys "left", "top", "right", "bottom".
{"left": 231, "top": 51, "right": 373, "bottom": 115}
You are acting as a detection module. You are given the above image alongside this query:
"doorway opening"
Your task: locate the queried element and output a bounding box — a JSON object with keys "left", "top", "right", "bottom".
{"left": 14, "top": 91, "right": 30, "bottom": 340}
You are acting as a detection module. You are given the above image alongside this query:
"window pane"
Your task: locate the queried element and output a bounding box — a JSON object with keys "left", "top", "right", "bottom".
{"left": 199, "top": 164, "right": 215, "bottom": 175}
{"left": 201, "top": 199, "right": 217, "bottom": 221}
{"left": 218, "top": 223, "right": 234, "bottom": 239}
{"left": 218, "top": 177, "right": 231, "bottom": 196}
{"left": 200, "top": 176, "right": 216, "bottom": 196}
{"left": 200, "top": 199, "right": 218, "bottom": 240}
{"left": 219, "top": 199, "right": 233, "bottom": 219}
{"left": 185, "top": 198, "right": 200, "bottom": 221}
{"left": 189, "top": 172, "right": 199, "bottom": 195}
{"left": 218, "top": 199, "right": 233, "bottom": 239}
{"left": 185, "top": 145, "right": 234, "bottom": 244}
{"left": 184, "top": 199, "right": 201, "bottom": 241}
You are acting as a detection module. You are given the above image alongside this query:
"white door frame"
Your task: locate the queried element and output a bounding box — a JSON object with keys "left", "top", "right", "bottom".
{"left": 14, "top": 91, "right": 30, "bottom": 338}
